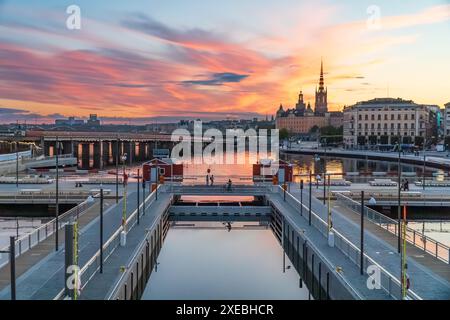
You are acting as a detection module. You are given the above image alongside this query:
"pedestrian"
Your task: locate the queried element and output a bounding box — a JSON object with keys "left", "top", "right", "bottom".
{"left": 227, "top": 179, "right": 232, "bottom": 191}
{"left": 210, "top": 175, "right": 214, "bottom": 186}
{"left": 405, "top": 179, "right": 409, "bottom": 191}
{"left": 316, "top": 174, "right": 321, "bottom": 189}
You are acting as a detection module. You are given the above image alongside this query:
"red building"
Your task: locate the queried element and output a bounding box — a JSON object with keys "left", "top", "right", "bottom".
{"left": 142, "top": 158, "right": 183, "bottom": 182}
{"left": 253, "top": 159, "right": 293, "bottom": 183}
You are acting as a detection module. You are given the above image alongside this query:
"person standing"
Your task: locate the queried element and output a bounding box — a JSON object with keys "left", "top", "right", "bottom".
{"left": 210, "top": 175, "right": 214, "bottom": 186}
{"left": 206, "top": 174, "right": 209, "bottom": 186}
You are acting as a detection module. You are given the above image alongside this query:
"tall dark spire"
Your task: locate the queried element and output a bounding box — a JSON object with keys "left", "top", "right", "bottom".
{"left": 319, "top": 58, "right": 324, "bottom": 91}
{"left": 315, "top": 57, "right": 328, "bottom": 115}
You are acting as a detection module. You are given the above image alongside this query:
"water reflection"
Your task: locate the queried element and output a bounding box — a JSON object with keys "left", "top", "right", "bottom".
{"left": 142, "top": 221, "right": 309, "bottom": 300}
{"left": 283, "top": 154, "right": 442, "bottom": 183}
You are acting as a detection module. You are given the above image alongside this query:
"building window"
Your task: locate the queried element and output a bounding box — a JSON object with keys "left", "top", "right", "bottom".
{"left": 359, "top": 115, "right": 362, "bottom": 121}
{"left": 378, "top": 115, "right": 381, "bottom": 121}
{"left": 411, "top": 114, "right": 415, "bottom": 120}
{"left": 365, "top": 115, "right": 368, "bottom": 120}
{"left": 371, "top": 114, "right": 375, "bottom": 121}
{"left": 404, "top": 123, "right": 408, "bottom": 129}
{"left": 391, "top": 114, "right": 395, "bottom": 120}
{"left": 398, "top": 114, "right": 401, "bottom": 120}
{"left": 384, "top": 114, "right": 388, "bottom": 120}
{"left": 405, "top": 114, "right": 408, "bottom": 120}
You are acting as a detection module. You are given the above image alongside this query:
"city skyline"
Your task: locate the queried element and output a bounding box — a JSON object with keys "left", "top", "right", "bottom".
{"left": 0, "top": 0, "right": 449, "bottom": 124}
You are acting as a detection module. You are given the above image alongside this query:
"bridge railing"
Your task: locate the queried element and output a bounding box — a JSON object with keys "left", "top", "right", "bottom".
{"left": 275, "top": 186, "right": 422, "bottom": 300}
{"left": 0, "top": 197, "right": 97, "bottom": 269}
{"left": 0, "top": 193, "right": 97, "bottom": 203}
{"left": 335, "top": 192, "right": 450, "bottom": 264}
{"left": 21, "top": 153, "right": 74, "bottom": 163}
{"left": 167, "top": 184, "right": 272, "bottom": 195}
{"left": 75, "top": 185, "right": 166, "bottom": 298}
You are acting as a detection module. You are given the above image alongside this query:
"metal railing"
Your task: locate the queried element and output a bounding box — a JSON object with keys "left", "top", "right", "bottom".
{"left": 0, "top": 193, "right": 97, "bottom": 204}
{"left": 168, "top": 184, "right": 271, "bottom": 195}
{"left": 335, "top": 192, "right": 450, "bottom": 264}
{"left": 275, "top": 186, "right": 422, "bottom": 300}
{"left": 73, "top": 185, "right": 166, "bottom": 299}
{"left": 0, "top": 197, "right": 96, "bottom": 268}
{"left": 22, "top": 153, "right": 74, "bottom": 163}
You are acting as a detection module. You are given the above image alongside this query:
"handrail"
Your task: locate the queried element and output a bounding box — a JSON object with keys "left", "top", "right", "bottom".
{"left": 278, "top": 201, "right": 365, "bottom": 300}
{"left": 275, "top": 186, "right": 422, "bottom": 300}
{"left": 0, "top": 196, "right": 97, "bottom": 268}
{"left": 66, "top": 185, "right": 165, "bottom": 299}
{"left": 105, "top": 209, "right": 163, "bottom": 300}
{"left": 335, "top": 192, "right": 450, "bottom": 264}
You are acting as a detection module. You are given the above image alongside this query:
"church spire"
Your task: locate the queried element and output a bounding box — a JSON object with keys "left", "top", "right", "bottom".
{"left": 319, "top": 58, "right": 324, "bottom": 91}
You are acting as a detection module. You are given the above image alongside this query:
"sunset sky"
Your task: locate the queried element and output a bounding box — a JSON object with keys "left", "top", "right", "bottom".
{"left": 0, "top": 0, "right": 449, "bottom": 124}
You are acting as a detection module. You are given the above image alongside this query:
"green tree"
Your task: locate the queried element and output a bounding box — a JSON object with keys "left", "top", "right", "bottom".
{"left": 279, "top": 128, "right": 289, "bottom": 140}
{"left": 309, "top": 125, "right": 320, "bottom": 134}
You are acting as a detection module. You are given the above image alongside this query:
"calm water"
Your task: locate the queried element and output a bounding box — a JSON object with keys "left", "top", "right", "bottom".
{"left": 282, "top": 154, "right": 443, "bottom": 183}
{"left": 142, "top": 221, "right": 309, "bottom": 300}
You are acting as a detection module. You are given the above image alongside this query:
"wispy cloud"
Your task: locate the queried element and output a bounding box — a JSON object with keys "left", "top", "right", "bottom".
{"left": 182, "top": 73, "right": 249, "bottom": 86}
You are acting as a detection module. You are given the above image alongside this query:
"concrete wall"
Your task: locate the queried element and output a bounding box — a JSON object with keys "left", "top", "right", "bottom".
{"left": 110, "top": 211, "right": 170, "bottom": 300}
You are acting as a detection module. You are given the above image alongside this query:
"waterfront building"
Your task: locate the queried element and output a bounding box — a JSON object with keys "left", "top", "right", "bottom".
{"left": 445, "top": 102, "right": 450, "bottom": 137}
{"left": 275, "top": 60, "right": 342, "bottom": 134}
{"left": 343, "top": 98, "right": 436, "bottom": 148}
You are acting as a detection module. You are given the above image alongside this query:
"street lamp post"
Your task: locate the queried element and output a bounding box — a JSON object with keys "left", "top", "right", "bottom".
{"left": 401, "top": 206, "right": 408, "bottom": 299}
{"left": 308, "top": 171, "right": 312, "bottom": 226}
{"left": 422, "top": 138, "right": 426, "bottom": 190}
{"left": 360, "top": 191, "right": 365, "bottom": 275}
{"left": 115, "top": 137, "right": 120, "bottom": 204}
{"left": 99, "top": 188, "right": 104, "bottom": 274}
{"left": 323, "top": 172, "right": 326, "bottom": 204}
{"left": 397, "top": 138, "right": 401, "bottom": 253}
{"left": 55, "top": 136, "right": 60, "bottom": 252}
{"left": 155, "top": 166, "right": 159, "bottom": 201}
{"left": 137, "top": 168, "right": 140, "bottom": 225}
{"left": 120, "top": 153, "right": 128, "bottom": 247}
{"left": 15, "top": 141, "right": 19, "bottom": 188}
{"left": 300, "top": 180, "right": 303, "bottom": 217}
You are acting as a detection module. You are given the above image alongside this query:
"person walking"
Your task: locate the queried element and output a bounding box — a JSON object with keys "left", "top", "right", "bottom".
{"left": 206, "top": 174, "right": 209, "bottom": 186}
{"left": 210, "top": 175, "right": 214, "bottom": 186}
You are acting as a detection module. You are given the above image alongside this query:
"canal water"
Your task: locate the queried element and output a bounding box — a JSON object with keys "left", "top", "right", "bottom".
{"left": 141, "top": 221, "right": 309, "bottom": 300}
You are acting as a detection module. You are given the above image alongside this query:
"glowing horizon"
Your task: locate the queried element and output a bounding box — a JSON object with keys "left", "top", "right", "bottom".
{"left": 0, "top": 0, "right": 449, "bottom": 124}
